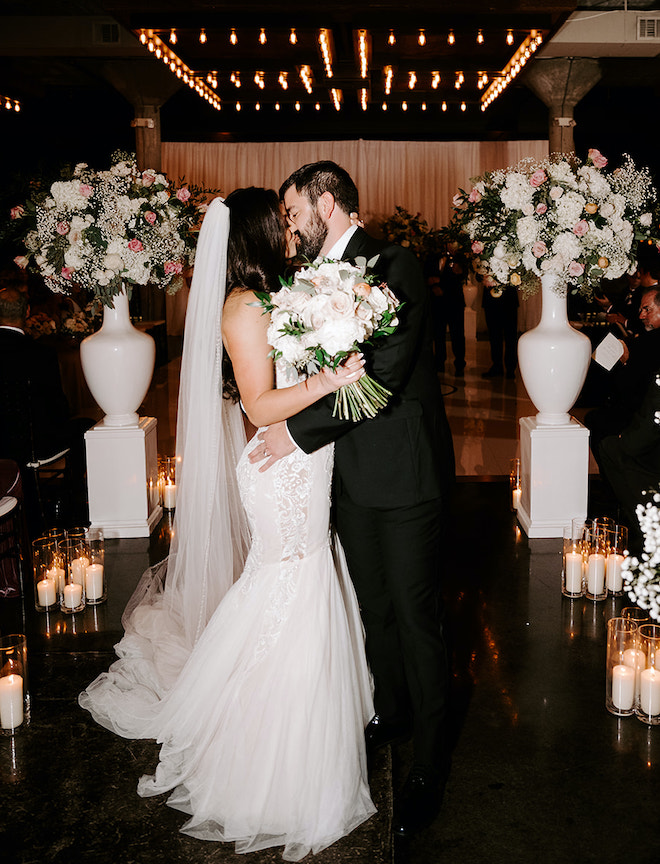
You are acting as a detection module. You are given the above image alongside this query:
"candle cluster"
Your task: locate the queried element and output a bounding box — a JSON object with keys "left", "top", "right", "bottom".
{"left": 606, "top": 615, "right": 660, "bottom": 725}
{"left": 32, "top": 528, "right": 105, "bottom": 615}
{"left": 562, "top": 517, "right": 628, "bottom": 600}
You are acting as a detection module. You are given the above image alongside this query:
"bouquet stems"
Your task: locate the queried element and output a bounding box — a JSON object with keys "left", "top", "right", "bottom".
{"left": 332, "top": 374, "right": 392, "bottom": 421}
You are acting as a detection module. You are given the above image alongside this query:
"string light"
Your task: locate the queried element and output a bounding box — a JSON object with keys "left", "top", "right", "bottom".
{"left": 421, "top": 102, "right": 427, "bottom": 111}
{"left": 300, "top": 65, "right": 314, "bottom": 94}
{"left": 230, "top": 28, "right": 238, "bottom": 45}
{"left": 461, "top": 101, "right": 467, "bottom": 111}
{"left": 235, "top": 101, "right": 241, "bottom": 111}
{"left": 477, "top": 29, "right": 484, "bottom": 44}
{"left": 358, "top": 29, "right": 369, "bottom": 79}
{"left": 441, "top": 101, "right": 447, "bottom": 111}
{"left": 230, "top": 71, "right": 241, "bottom": 88}
{"left": 455, "top": 71, "right": 464, "bottom": 89}
{"left": 278, "top": 71, "right": 289, "bottom": 90}
{"left": 507, "top": 29, "right": 514, "bottom": 45}
{"left": 481, "top": 30, "right": 543, "bottom": 110}
{"left": 384, "top": 65, "right": 394, "bottom": 95}
{"left": 199, "top": 28, "right": 207, "bottom": 44}
{"left": 408, "top": 71, "right": 417, "bottom": 90}
{"left": 359, "top": 87, "right": 368, "bottom": 111}
{"left": 418, "top": 29, "right": 426, "bottom": 47}
{"left": 431, "top": 71, "right": 441, "bottom": 89}
{"left": 315, "top": 102, "right": 321, "bottom": 111}
{"left": 447, "top": 29, "right": 455, "bottom": 45}
{"left": 382, "top": 101, "right": 388, "bottom": 111}
{"left": 139, "top": 30, "right": 147, "bottom": 44}
{"left": 295, "top": 101, "right": 301, "bottom": 111}
{"left": 331, "top": 88, "right": 342, "bottom": 111}
{"left": 289, "top": 28, "right": 297, "bottom": 44}
{"left": 255, "top": 102, "right": 261, "bottom": 111}
{"left": 259, "top": 28, "right": 267, "bottom": 45}
{"left": 388, "top": 29, "right": 396, "bottom": 46}
{"left": 275, "top": 102, "right": 281, "bottom": 111}
{"left": 318, "top": 29, "right": 333, "bottom": 78}
{"left": 402, "top": 100, "right": 408, "bottom": 111}
{"left": 169, "top": 29, "right": 177, "bottom": 44}
{"left": 0, "top": 95, "right": 21, "bottom": 112}
{"left": 254, "top": 71, "right": 265, "bottom": 89}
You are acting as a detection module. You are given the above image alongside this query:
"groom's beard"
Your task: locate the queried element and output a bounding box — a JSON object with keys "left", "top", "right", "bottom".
{"left": 295, "top": 208, "right": 328, "bottom": 260}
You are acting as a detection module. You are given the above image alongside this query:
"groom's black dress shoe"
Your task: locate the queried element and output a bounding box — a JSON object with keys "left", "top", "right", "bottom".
{"left": 392, "top": 768, "right": 445, "bottom": 838}
{"left": 364, "top": 715, "right": 411, "bottom": 752}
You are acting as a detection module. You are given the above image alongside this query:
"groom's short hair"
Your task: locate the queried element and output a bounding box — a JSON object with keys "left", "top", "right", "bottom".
{"left": 280, "top": 161, "right": 359, "bottom": 215}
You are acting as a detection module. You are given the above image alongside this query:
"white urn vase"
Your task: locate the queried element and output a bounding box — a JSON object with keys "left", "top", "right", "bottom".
{"left": 517, "top": 273, "right": 591, "bottom": 426}
{"left": 80, "top": 288, "right": 156, "bottom": 427}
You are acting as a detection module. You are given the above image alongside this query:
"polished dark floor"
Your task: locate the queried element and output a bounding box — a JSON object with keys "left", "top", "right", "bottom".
{"left": 2, "top": 479, "right": 660, "bottom": 864}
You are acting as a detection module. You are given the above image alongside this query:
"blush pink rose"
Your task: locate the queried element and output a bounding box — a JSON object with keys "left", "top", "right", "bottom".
{"left": 13, "top": 255, "right": 28, "bottom": 269}
{"left": 176, "top": 187, "right": 191, "bottom": 202}
{"left": 56, "top": 221, "right": 70, "bottom": 235}
{"left": 471, "top": 240, "right": 485, "bottom": 255}
{"left": 573, "top": 220, "right": 589, "bottom": 237}
{"left": 468, "top": 188, "right": 481, "bottom": 204}
{"left": 144, "top": 210, "right": 157, "bottom": 225}
{"left": 529, "top": 169, "right": 547, "bottom": 188}
{"left": 532, "top": 241, "right": 547, "bottom": 258}
{"left": 568, "top": 261, "right": 585, "bottom": 277}
{"left": 141, "top": 172, "right": 156, "bottom": 187}
{"left": 536, "top": 203, "right": 548, "bottom": 215}
{"left": 61, "top": 266, "right": 74, "bottom": 280}
{"left": 10, "top": 206, "right": 24, "bottom": 220}
{"left": 128, "top": 239, "right": 144, "bottom": 253}
{"left": 452, "top": 194, "right": 464, "bottom": 208}
{"left": 79, "top": 184, "right": 93, "bottom": 197}
{"left": 588, "top": 148, "right": 608, "bottom": 169}
{"left": 164, "top": 261, "right": 183, "bottom": 275}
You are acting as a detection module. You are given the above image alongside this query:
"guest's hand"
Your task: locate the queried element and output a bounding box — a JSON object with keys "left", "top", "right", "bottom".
{"left": 248, "top": 422, "right": 296, "bottom": 472}
{"left": 619, "top": 339, "right": 629, "bottom": 364}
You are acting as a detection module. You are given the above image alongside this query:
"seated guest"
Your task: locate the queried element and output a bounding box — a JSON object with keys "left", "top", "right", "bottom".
{"left": 599, "top": 374, "right": 660, "bottom": 556}
{"left": 0, "top": 270, "right": 85, "bottom": 530}
{"left": 584, "top": 286, "right": 660, "bottom": 466}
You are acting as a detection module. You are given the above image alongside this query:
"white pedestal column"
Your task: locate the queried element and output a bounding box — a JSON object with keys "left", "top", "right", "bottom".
{"left": 517, "top": 415, "right": 590, "bottom": 539}
{"left": 85, "top": 417, "right": 162, "bottom": 538}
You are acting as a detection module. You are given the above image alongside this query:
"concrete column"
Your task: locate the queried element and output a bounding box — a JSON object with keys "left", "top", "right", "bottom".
{"left": 524, "top": 58, "right": 602, "bottom": 155}
{"left": 99, "top": 59, "right": 182, "bottom": 171}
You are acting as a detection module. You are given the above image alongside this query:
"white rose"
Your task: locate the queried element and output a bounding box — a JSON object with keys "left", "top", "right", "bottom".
{"left": 328, "top": 290, "right": 355, "bottom": 318}
{"left": 103, "top": 253, "right": 123, "bottom": 272}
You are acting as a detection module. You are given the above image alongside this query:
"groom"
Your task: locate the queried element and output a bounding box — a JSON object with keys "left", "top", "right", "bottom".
{"left": 250, "top": 161, "right": 455, "bottom": 836}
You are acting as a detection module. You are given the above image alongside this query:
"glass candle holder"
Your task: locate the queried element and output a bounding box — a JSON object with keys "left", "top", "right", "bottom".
{"left": 606, "top": 524, "right": 628, "bottom": 595}
{"left": 31, "top": 536, "right": 59, "bottom": 612}
{"left": 621, "top": 607, "right": 649, "bottom": 628}
{"left": 160, "top": 456, "right": 177, "bottom": 510}
{"left": 509, "top": 458, "right": 521, "bottom": 512}
{"left": 562, "top": 523, "right": 585, "bottom": 598}
{"left": 58, "top": 539, "right": 85, "bottom": 614}
{"left": 84, "top": 529, "right": 105, "bottom": 605}
{"left": 636, "top": 624, "right": 660, "bottom": 725}
{"left": 585, "top": 521, "right": 608, "bottom": 601}
{"left": 606, "top": 617, "right": 638, "bottom": 716}
{"left": 0, "top": 635, "right": 29, "bottom": 734}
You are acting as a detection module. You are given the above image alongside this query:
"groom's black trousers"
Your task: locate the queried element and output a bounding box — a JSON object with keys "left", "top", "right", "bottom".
{"left": 335, "top": 493, "right": 448, "bottom": 772}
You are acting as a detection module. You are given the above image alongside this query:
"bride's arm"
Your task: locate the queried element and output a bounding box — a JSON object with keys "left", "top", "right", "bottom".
{"left": 222, "top": 290, "right": 364, "bottom": 428}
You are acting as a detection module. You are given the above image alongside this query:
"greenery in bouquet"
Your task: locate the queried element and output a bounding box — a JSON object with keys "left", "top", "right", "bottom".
{"left": 255, "top": 256, "right": 402, "bottom": 421}
{"left": 380, "top": 206, "right": 442, "bottom": 259}
{"left": 452, "top": 149, "right": 658, "bottom": 297}
{"left": 9, "top": 152, "right": 209, "bottom": 307}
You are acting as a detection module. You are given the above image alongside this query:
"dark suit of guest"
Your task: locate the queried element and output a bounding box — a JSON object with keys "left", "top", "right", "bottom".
{"left": 0, "top": 327, "right": 70, "bottom": 464}
{"left": 599, "top": 374, "right": 660, "bottom": 555}
{"left": 287, "top": 227, "right": 455, "bottom": 774}
{"left": 482, "top": 283, "right": 519, "bottom": 375}
{"left": 585, "top": 327, "right": 660, "bottom": 465}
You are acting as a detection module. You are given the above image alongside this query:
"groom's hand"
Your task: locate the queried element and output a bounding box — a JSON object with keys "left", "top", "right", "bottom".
{"left": 248, "top": 421, "right": 296, "bottom": 471}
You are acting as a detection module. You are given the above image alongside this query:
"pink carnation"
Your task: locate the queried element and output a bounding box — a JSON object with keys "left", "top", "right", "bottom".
{"left": 164, "top": 261, "right": 183, "bottom": 275}
{"left": 56, "top": 221, "right": 70, "bottom": 235}
{"left": 10, "top": 206, "right": 24, "bottom": 220}
{"left": 568, "top": 261, "right": 585, "bottom": 277}
{"left": 176, "top": 187, "right": 191, "bottom": 202}
{"left": 127, "top": 239, "right": 144, "bottom": 253}
{"left": 468, "top": 188, "right": 481, "bottom": 204}
{"left": 536, "top": 203, "right": 548, "bottom": 215}
{"left": 573, "top": 220, "right": 589, "bottom": 238}
{"left": 471, "top": 241, "right": 485, "bottom": 255}
{"left": 588, "top": 149, "right": 608, "bottom": 169}
{"left": 61, "top": 267, "right": 74, "bottom": 280}
{"left": 529, "top": 169, "right": 547, "bottom": 188}
{"left": 79, "top": 184, "right": 93, "bottom": 197}
{"left": 144, "top": 210, "right": 157, "bottom": 225}
{"left": 532, "top": 241, "right": 547, "bottom": 258}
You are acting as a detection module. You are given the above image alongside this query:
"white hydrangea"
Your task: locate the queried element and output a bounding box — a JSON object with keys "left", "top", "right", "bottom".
{"left": 516, "top": 215, "right": 539, "bottom": 246}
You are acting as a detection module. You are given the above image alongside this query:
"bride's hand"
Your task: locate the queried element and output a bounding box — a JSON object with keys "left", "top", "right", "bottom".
{"left": 316, "top": 353, "right": 365, "bottom": 395}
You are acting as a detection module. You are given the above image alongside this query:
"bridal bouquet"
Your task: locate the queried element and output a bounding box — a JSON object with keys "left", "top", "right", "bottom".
{"left": 11, "top": 154, "right": 207, "bottom": 307}
{"left": 257, "top": 257, "right": 401, "bottom": 421}
{"left": 452, "top": 149, "right": 657, "bottom": 296}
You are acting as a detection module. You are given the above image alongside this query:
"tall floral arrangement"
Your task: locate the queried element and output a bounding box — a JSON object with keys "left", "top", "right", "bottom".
{"left": 10, "top": 154, "right": 208, "bottom": 306}
{"left": 381, "top": 206, "right": 442, "bottom": 259}
{"left": 451, "top": 149, "right": 657, "bottom": 296}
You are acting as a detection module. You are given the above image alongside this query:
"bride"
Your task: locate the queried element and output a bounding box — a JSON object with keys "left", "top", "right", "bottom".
{"left": 79, "top": 189, "right": 376, "bottom": 860}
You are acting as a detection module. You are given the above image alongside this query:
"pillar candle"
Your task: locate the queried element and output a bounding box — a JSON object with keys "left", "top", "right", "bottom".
{"left": 640, "top": 667, "right": 660, "bottom": 716}
{"left": 70, "top": 556, "right": 89, "bottom": 586}
{"left": 163, "top": 482, "right": 177, "bottom": 509}
{"left": 63, "top": 582, "right": 83, "bottom": 610}
{"left": 611, "top": 664, "right": 635, "bottom": 711}
{"left": 564, "top": 551, "right": 583, "bottom": 593}
{"left": 0, "top": 674, "right": 24, "bottom": 730}
{"left": 606, "top": 553, "right": 624, "bottom": 593}
{"left": 85, "top": 564, "right": 104, "bottom": 601}
{"left": 512, "top": 487, "right": 521, "bottom": 510}
{"left": 37, "top": 577, "right": 57, "bottom": 607}
{"left": 587, "top": 553, "right": 605, "bottom": 595}
{"left": 46, "top": 565, "right": 65, "bottom": 592}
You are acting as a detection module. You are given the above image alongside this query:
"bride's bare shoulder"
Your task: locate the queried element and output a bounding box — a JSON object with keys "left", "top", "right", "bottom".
{"left": 222, "top": 289, "right": 268, "bottom": 339}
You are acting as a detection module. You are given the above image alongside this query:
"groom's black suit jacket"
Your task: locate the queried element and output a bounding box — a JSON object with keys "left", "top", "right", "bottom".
{"left": 288, "top": 227, "right": 455, "bottom": 508}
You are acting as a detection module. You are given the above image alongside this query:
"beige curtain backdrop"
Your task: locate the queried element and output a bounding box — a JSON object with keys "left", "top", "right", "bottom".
{"left": 162, "top": 139, "right": 549, "bottom": 331}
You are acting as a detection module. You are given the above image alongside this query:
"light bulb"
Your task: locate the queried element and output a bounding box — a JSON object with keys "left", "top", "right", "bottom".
{"left": 199, "top": 28, "right": 207, "bottom": 44}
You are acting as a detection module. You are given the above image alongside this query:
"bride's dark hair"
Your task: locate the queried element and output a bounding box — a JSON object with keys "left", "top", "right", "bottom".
{"left": 222, "top": 187, "right": 286, "bottom": 401}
